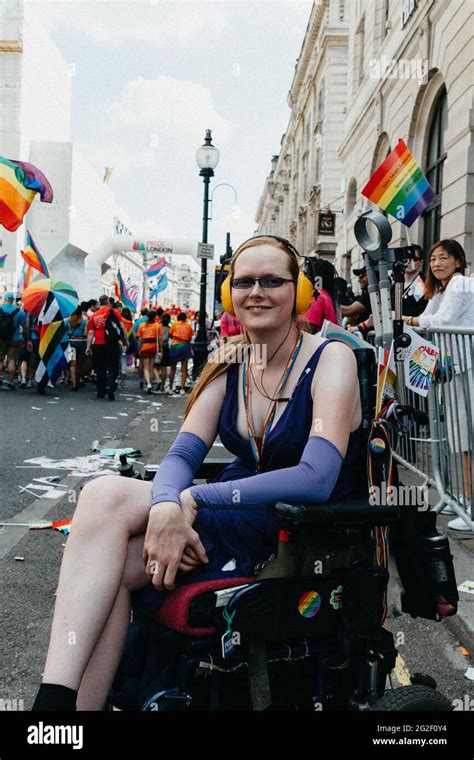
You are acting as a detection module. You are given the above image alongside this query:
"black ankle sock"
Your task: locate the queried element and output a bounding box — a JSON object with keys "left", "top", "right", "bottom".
{"left": 31, "top": 683, "right": 77, "bottom": 711}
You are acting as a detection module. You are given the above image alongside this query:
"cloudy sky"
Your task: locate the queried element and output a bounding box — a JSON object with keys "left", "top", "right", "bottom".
{"left": 30, "top": 0, "right": 313, "bottom": 255}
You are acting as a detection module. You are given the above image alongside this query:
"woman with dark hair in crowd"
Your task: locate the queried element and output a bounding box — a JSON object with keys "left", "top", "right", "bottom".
{"left": 403, "top": 239, "right": 473, "bottom": 530}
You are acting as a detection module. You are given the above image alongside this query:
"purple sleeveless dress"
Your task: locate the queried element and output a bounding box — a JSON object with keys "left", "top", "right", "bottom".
{"left": 135, "top": 340, "right": 365, "bottom": 612}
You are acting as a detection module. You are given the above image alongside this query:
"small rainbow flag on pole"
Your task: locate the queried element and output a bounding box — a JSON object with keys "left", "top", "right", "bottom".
{"left": 16, "top": 260, "right": 34, "bottom": 295}
{"left": 361, "top": 139, "right": 434, "bottom": 227}
{"left": 114, "top": 269, "right": 136, "bottom": 312}
{"left": 0, "top": 156, "right": 53, "bottom": 232}
{"left": 145, "top": 257, "right": 166, "bottom": 278}
{"left": 21, "top": 232, "right": 50, "bottom": 277}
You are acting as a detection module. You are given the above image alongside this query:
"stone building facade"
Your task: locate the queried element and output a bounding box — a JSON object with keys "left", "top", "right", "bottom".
{"left": 256, "top": 0, "right": 473, "bottom": 286}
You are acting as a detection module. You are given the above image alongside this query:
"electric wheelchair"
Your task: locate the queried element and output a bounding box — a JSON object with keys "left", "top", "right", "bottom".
{"left": 108, "top": 349, "right": 458, "bottom": 712}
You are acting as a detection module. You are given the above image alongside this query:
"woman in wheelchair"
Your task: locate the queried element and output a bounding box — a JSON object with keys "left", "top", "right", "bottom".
{"left": 32, "top": 235, "right": 365, "bottom": 711}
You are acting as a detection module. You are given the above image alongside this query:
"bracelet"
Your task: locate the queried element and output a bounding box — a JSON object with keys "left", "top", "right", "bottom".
{"left": 359, "top": 321, "right": 367, "bottom": 331}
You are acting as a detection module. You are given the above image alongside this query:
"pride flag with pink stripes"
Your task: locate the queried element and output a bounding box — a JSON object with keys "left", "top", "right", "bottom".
{"left": 145, "top": 257, "right": 166, "bottom": 278}
{"left": 362, "top": 139, "right": 434, "bottom": 227}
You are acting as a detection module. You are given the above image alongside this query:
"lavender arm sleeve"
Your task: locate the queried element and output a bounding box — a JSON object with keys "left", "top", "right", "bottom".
{"left": 150, "top": 431, "right": 209, "bottom": 509}
{"left": 190, "top": 436, "right": 344, "bottom": 509}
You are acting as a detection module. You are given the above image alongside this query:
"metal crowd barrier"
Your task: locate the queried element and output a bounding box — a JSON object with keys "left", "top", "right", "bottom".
{"left": 367, "top": 326, "right": 473, "bottom": 531}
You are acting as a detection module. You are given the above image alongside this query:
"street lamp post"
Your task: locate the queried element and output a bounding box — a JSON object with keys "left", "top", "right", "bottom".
{"left": 193, "top": 129, "right": 220, "bottom": 378}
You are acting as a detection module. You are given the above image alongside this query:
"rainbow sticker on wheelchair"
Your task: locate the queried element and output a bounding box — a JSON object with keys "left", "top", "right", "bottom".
{"left": 297, "top": 590, "right": 321, "bottom": 618}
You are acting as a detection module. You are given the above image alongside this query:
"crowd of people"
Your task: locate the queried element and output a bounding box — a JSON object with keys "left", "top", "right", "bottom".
{"left": 0, "top": 294, "right": 214, "bottom": 399}
{"left": 0, "top": 240, "right": 471, "bottom": 405}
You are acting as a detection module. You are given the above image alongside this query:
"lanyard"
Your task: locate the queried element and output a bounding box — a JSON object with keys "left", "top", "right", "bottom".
{"left": 242, "top": 331, "right": 303, "bottom": 473}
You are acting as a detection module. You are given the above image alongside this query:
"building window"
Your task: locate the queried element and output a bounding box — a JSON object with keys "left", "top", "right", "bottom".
{"left": 422, "top": 89, "right": 447, "bottom": 253}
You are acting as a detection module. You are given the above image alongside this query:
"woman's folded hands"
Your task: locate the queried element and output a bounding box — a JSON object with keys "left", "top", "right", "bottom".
{"left": 144, "top": 500, "right": 208, "bottom": 591}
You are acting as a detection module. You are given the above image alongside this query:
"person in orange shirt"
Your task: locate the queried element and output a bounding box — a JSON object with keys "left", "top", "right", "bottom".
{"left": 137, "top": 310, "right": 163, "bottom": 394}
{"left": 168, "top": 312, "right": 194, "bottom": 396}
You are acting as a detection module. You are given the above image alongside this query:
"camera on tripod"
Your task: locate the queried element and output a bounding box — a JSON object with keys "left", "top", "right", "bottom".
{"left": 391, "top": 244, "right": 419, "bottom": 266}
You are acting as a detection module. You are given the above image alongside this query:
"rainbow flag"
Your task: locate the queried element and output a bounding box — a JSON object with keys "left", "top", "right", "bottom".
{"left": 0, "top": 156, "right": 53, "bottom": 232}
{"left": 16, "top": 260, "right": 34, "bottom": 295}
{"left": 35, "top": 292, "right": 69, "bottom": 387}
{"left": 362, "top": 139, "right": 434, "bottom": 227}
{"left": 145, "top": 257, "right": 166, "bottom": 278}
{"left": 114, "top": 269, "right": 136, "bottom": 311}
{"left": 0, "top": 254, "right": 7, "bottom": 269}
{"left": 21, "top": 232, "right": 50, "bottom": 277}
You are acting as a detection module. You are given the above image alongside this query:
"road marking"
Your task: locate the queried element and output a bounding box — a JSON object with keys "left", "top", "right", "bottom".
{"left": 394, "top": 652, "right": 411, "bottom": 686}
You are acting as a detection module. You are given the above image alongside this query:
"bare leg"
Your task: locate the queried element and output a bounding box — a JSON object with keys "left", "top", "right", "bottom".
{"left": 143, "top": 357, "right": 152, "bottom": 386}
{"left": 169, "top": 364, "right": 176, "bottom": 389}
{"left": 181, "top": 359, "right": 188, "bottom": 390}
{"left": 41, "top": 476, "right": 152, "bottom": 691}
{"left": 7, "top": 356, "right": 15, "bottom": 383}
{"left": 76, "top": 535, "right": 150, "bottom": 710}
{"left": 70, "top": 360, "right": 77, "bottom": 387}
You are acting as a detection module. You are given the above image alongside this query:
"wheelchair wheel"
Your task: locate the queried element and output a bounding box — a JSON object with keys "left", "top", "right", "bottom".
{"left": 370, "top": 686, "right": 452, "bottom": 711}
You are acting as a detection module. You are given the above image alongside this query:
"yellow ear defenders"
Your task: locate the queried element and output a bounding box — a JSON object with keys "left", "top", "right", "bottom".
{"left": 220, "top": 235, "right": 313, "bottom": 316}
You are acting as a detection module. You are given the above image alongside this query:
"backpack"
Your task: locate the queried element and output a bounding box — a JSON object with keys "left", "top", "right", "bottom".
{"left": 0, "top": 307, "right": 19, "bottom": 341}
{"left": 105, "top": 309, "right": 122, "bottom": 344}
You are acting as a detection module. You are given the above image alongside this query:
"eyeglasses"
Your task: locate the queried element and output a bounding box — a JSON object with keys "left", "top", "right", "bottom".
{"left": 231, "top": 276, "right": 295, "bottom": 290}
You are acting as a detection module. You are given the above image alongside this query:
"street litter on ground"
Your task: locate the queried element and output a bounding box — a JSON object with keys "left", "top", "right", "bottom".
{"left": 457, "top": 581, "right": 474, "bottom": 595}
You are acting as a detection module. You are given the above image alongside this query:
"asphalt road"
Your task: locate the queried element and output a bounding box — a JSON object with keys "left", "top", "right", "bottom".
{"left": 0, "top": 377, "right": 172, "bottom": 521}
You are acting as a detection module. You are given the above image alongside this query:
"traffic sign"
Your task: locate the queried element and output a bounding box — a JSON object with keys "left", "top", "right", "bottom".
{"left": 197, "top": 243, "right": 215, "bottom": 259}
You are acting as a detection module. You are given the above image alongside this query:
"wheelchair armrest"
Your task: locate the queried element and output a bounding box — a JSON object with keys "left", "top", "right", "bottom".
{"left": 195, "top": 458, "right": 230, "bottom": 481}
{"left": 274, "top": 498, "right": 400, "bottom": 527}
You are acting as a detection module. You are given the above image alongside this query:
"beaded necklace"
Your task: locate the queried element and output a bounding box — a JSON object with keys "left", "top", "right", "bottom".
{"left": 242, "top": 330, "right": 303, "bottom": 473}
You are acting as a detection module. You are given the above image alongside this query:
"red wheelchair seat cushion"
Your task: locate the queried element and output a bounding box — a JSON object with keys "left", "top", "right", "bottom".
{"left": 151, "top": 577, "right": 255, "bottom": 636}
